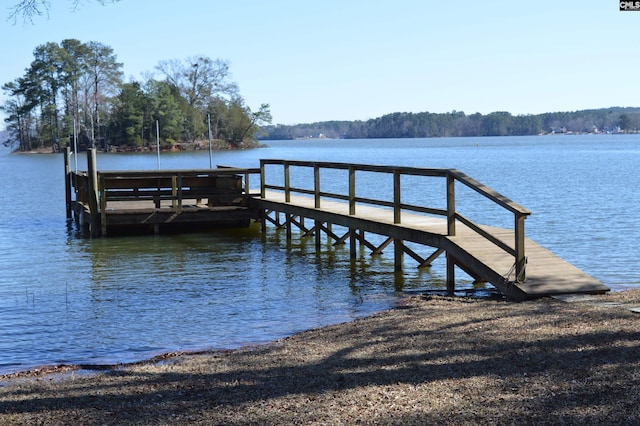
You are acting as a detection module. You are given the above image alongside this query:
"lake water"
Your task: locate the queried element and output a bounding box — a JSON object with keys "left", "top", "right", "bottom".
{"left": 0, "top": 135, "right": 638, "bottom": 375}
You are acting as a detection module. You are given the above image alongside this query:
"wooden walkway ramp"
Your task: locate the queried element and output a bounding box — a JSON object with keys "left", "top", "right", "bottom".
{"left": 252, "top": 192, "right": 607, "bottom": 301}
{"left": 251, "top": 160, "right": 609, "bottom": 301}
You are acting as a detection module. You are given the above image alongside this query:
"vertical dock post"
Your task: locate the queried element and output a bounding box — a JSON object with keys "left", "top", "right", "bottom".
{"left": 284, "top": 161, "right": 291, "bottom": 203}
{"left": 348, "top": 166, "right": 356, "bottom": 215}
{"left": 87, "top": 148, "right": 100, "bottom": 237}
{"left": 260, "top": 160, "right": 267, "bottom": 233}
{"left": 446, "top": 172, "right": 456, "bottom": 236}
{"left": 64, "top": 147, "right": 72, "bottom": 220}
{"left": 349, "top": 228, "right": 357, "bottom": 259}
{"left": 260, "top": 160, "right": 266, "bottom": 199}
{"left": 394, "top": 240, "right": 403, "bottom": 272}
{"left": 515, "top": 213, "right": 526, "bottom": 281}
{"left": 446, "top": 253, "right": 455, "bottom": 296}
{"left": 99, "top": 174, "right": 108, "bottom": 237}
{"left": 314, "top": 164, "right": 321, "bottom": 208}
{"left": 315, "top": 220, "right": 321, "bottom": 249}
{"left": 348, "top": 165, "right": 357, "bottom": 259}
{"left": 393, "top": 169, "right": 403, "bottom": 271}
{"left": 313, "top": 163, "right": 322, "bottom": 249}
{"left": 446, "top": 171, "right": 456, "bottom": 293}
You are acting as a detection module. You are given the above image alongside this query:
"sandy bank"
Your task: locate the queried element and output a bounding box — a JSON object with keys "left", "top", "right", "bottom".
{"left": 1, "top": 290, "right": 639, "bottom": 425}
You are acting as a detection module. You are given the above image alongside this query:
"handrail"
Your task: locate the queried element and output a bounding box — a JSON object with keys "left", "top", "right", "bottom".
{"left": 70, "top": 167, "right": 262, "bottom": 208}
{"left": 260, "top": 159, "right": 531, "bottom": 281}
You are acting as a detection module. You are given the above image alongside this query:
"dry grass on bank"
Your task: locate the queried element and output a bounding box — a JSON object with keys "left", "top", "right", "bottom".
{"left": 1, "top": 290, "right": 640, "bottom": 425}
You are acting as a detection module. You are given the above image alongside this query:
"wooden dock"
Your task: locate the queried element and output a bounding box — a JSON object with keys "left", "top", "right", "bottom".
{"left": 64, "top": 151, "right": 609, "bottom": 301}
{"left": 65, "top": 149, "right": 262, "bottom": 236}
{"left": 249, "top": 159, "right": 609, "bottom": 301}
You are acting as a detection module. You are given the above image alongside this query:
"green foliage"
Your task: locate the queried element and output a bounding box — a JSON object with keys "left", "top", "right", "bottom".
{"left": 619, "top": 114, "right": 632, "bottom": 131}
{"left": 217, "top": 100, "right": 272, "bottom": 148}
{"left": 108, "top": 82, "right": 146, "bottom": 147}
{"left": 0, "top": 39, "right": 123, "bottom": 151}
{"left": 1, "top": 40, "right": 270, "bottom": 151}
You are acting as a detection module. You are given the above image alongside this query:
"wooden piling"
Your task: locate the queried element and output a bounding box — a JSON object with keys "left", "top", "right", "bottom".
{"left": 86, "top": 149, "right": 100, "bottom": 237}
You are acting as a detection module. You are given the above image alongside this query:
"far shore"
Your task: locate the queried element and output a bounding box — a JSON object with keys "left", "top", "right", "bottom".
{"left": 1, "top": 289, "right": 639, "bottom": 425}
{"left": 10, "top": 139, "right": 265, "bottom": 155}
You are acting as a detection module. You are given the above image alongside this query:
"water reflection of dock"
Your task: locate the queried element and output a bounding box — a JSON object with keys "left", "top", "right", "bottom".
{"left": 65, "top": 149, "right": 609, "bottom": 301}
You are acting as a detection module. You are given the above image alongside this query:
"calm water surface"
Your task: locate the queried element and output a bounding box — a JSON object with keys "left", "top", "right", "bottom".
{"left": 0, "top": 135, "right": 638, "bottom": 374}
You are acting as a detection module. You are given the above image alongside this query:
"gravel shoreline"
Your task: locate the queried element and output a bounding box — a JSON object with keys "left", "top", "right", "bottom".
{"left": 1, "top": 290, "right": 639, "bottom": 425}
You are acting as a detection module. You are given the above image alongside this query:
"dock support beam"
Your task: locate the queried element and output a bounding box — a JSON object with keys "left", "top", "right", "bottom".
{"left": 87, "top": 149, "right": 100, "bottom": 238}
{"left": 446, "top": 252, "right": 455, "bottom": 296}
{"left": 394, "top": 239, "right": 403, "bottom": 271}
{"left": 349, "top": 228, "right": 357, "bottom": 259}
{"left": 314, "top": 220, "right": 321, "bottom": 249}
{"left": 515, "top": 213, "right": 526, "bottom": 282}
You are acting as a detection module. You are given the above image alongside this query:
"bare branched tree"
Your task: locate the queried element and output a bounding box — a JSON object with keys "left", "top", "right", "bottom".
{"left": 8, "top": 0, "right": 119, "bottom": 24}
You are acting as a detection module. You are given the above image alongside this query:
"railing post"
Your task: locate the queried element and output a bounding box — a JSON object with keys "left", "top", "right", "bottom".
{"left": 393, "top": 169, "right": 401, "bottom": 224}
{"left": 260, "top": 160, "right": 266, "bottom": 198}
{"left": 348, "top": 165, "right": 357, "bottom": 259}
{"left": 171, "top": 174, "right": 183, "bottom": 211}
{"left": 446, "top": 172, "right": 456, "bottom": 236}
{"left": 172, "top": 175, "right": 177, "bottom": 209}
{"left": 515, "top": 213, "right": 526, "bottom": 281}
{"left": 393, "top": 168, "right": 403, "bottom": 270}
{"left": 314, "top": 163, "right": 320, "bottom": 208}
{"left": 348, "top": 165, "right": 355, "bottom": 215}
{"left": 284, "top": 161, "right": 291, "bottom": 203}
{"left": 99, "top": 174, "right": 107, "bottom": 237}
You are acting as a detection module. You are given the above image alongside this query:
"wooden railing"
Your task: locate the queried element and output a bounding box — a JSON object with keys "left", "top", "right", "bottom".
{"left": 97, "top": 169, "right": 260, "bottom": 208}
{"left": 70, "top": 168, "right": 261, "bottom": 207}
{"left": 260, "top": 159, "right": 531, "bottom": 281}
{"left": 65, "top": 150, "right": 531, "bottom": 280}
{"left": 66, "top": 148, "right": 261, "bottom": 236}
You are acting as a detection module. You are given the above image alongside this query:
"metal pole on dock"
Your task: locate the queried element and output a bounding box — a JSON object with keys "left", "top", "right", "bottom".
{"left": 208, "top": 113, "right": 213, "bottom": 169}
{"left": 64, "top": 147, "right": 72, "bottom": 220}
{"left": 73, "top": 118, "right": 78, "bottom": 172}
{"left": 156, "top": 120, "right": 160, "bottom": 170}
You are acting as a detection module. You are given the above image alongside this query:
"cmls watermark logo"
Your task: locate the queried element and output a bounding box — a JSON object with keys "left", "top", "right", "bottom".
{"left": 620, "top": 1, "right": 640, "bottom": 10}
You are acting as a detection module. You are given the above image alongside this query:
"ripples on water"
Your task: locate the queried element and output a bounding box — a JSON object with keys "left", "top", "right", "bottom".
{"left": 0, "top": 135, "right": 638, "bottom": 374}
{"left": 0, "top": 223, "right": 419, "bottom": 373}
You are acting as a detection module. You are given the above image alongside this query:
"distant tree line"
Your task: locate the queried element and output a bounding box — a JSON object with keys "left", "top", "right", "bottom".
{"left": 259, "top": 107, "right": 640, "bottom": 140}
{"left": 1, "top": 39, "right": 271, "bottom": 152}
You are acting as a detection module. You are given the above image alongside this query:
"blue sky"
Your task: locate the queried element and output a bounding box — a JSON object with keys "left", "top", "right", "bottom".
{"left": 0, "top": 1, "right": 638, "bottom": 128}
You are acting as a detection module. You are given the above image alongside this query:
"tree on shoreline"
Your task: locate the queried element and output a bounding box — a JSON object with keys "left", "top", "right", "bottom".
{"left": 1, "top": 39, "right": 271, "bottom": 151}
{"left": 1, "top": 39, "right": 123, "bottom": 151}
{"left": 155, "top": 56, "right": 239, "bottom": 144}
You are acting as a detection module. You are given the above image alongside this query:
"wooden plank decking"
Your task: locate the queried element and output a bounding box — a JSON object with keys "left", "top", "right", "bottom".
{"left": 72, "top": 198, "right": 258, "bottom": 233}
{"left": 251, "top": 191, "right": 609, "bottom": 301}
